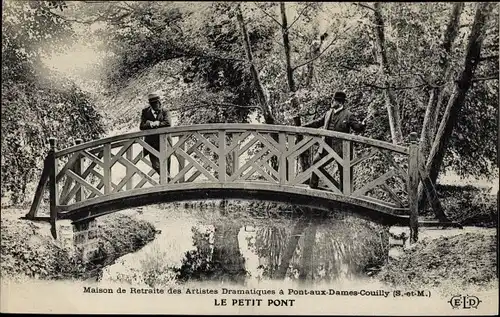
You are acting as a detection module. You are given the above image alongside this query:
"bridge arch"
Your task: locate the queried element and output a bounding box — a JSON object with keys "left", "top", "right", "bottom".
{"left": 27, "top": 124, "right": 433, "bottom": 238}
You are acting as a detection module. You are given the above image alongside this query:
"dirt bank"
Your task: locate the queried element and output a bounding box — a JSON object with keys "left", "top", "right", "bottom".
{"left": 378, "top": 231, "right": 498, "bottom": 295}
{"left": 0, "top": 208, "right": 156, "bottom": 281}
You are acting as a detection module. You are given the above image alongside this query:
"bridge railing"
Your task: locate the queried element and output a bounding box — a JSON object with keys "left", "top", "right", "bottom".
{"left": 27, "top": 124, "right": 420, "bottom": 240}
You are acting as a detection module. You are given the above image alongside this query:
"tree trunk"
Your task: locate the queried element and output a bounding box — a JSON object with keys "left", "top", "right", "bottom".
{"left": 417, "top": 3, "right": 464, "bottom": 210}
{"left": 425, "top": 2, "right": 494, "bottom": 190}
{"left": 298, "top": 218, "right": 318, "bottom": 283}
{"left": 280, "top": 2, "right": 311, "bottom": 173}
{"left": 372, "top": 2, "right": 403, "bottom": 145}
{"left": 275, "top": 217, "right": 310, "bottom": 279}
{"left": 236, "top": 4, "right": 275, "bottom": 124}
{"left": 212, "top": 224, "right": 247, "bottom": 284}
{"left": 419, "top": 3, "right": 464, "bottom": 160}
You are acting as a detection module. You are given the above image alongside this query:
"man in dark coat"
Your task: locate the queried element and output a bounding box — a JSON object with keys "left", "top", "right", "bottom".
{"left": 139, "top": 93, "right": 171, "bottom": 178}
{"left": 303, "top": 92, "right": 367, "bottom": 191}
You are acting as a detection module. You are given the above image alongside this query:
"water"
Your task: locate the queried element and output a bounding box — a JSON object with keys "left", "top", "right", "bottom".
{"left": 99, "top": 203, "right": 390, "bottom": 288}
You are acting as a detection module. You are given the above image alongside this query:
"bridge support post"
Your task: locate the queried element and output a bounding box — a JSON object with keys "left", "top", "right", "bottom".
{"left": 73, "top": 219, "right": 100, "bottom": 263}
{"left": 49, "top": 137, "right": 58, "bottom": 240}
{"left": 74, "top": 139, "right": 83, "bottom": 201}
{"left": 408, "top": 132, "right": 419, "bottom": 244}
{"left": 126, "top": 145, "right": 134, "bottom": 190}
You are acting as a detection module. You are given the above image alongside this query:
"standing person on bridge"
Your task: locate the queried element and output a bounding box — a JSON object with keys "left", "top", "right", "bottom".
{"left": 140, "top": 93, "right": 172, "bottom": 179}
{"left": 303, "top": 91, "right": 368, "bottom": 192}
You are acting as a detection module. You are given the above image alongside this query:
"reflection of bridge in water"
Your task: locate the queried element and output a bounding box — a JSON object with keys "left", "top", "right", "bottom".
{"left": 27, "top": 124, "right": 453, "bottom": 252}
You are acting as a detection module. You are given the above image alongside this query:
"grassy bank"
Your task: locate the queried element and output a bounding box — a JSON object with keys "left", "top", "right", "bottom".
{"left": 0, "top": 208, "right": 156, "bottom": 281}
{"left": 378, "top": 231, "right": 497, "bottom": 295}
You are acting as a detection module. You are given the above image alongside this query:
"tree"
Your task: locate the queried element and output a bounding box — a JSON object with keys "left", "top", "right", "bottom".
{"left": 425, "top": 2, "right": 496, "bottom": 190}
{"left": 1, "top": 0, "right": 105, "bottom": 204}
{"left": 371, "top": 3, "right": 403, "bottom": 144}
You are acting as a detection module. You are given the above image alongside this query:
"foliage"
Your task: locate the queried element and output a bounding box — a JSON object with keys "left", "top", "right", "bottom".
{"left": 1, "top": 0, "right": 106, "bottom": 204}
{"left": 0, "top": 211, "right": 155, "bottom": 280}
{"left": 428, "top": 184, "right": 498, "bottom": 227}
{"left": 47, "top": 2, "right": 500, "bottom": 180}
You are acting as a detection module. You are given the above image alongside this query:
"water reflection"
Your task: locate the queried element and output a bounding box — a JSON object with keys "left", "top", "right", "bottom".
{"left": 101, "top": 206, "right": 390, "bottom": 287}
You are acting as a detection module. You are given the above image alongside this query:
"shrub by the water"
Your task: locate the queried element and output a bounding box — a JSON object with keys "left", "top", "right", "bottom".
{"left": 1, "top": 80, "right": 105, "bottom": 205}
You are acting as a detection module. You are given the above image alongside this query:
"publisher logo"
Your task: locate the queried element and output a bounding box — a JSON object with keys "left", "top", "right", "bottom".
{"left": 448, "top": 295, "right": 481, "bottom": 309}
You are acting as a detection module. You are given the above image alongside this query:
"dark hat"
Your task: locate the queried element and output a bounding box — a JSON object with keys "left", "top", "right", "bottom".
{"left": 148, "top": 93, "right": 160, "bottom": 102}
{"left": 333, "top": 92, "right": 346, "bottom": 102}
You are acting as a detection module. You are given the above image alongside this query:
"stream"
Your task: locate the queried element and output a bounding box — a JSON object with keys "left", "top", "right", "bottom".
{"left": 98, "top": 202, "right": 390, "bottom": 288}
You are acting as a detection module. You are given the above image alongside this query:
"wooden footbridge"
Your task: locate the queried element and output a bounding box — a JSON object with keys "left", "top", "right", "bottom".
{"left": 27, "top": 124, "right": 453, "bottom": 242}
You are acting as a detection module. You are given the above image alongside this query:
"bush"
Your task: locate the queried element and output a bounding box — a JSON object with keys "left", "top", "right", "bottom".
{"left": 1, "top": 79, "right": 105, "bottom": 205}
{"left": 428, "top": 184, "right": 498, "bottom": 227}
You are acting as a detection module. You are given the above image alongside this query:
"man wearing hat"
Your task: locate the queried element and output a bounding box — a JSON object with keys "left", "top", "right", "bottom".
{"left": 140, "top": 93, "right": 171, "bottom": 178}
{"left": 303, "top": 91, "right": 368, "bottom": 191}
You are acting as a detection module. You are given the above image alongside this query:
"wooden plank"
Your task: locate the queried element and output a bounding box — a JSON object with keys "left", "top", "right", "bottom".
{"left": 381, "top": 183, "right": 405, "bottom": 207}
{"left": 126, "top": 146, "right": 133, "bottom": 190}
{"left": 358, "top": 194, "right": 400, "bottom": 209}
{"left": 290, "top": 153, "right": 335, "bottom": 186}
{"left": 74, "top": 139, "right": 84, "bottom": 202}
{"left": 218, "top": 130, "right": 226, "bottom": 182}
{"left": 317, "top": 138, "right": 344, "bottom": 164}
{"left": 408, "top": 132, "right": 419, "bottom": 243}
{"left": 55, "top": 152, "right": 81, "bottom": 183}
{"left": 418, "top": 158, "right": 448, "bottom": 222}
{"left": 194, "top": 132, "right": 220, "bottom": 154}
{"left": 226, "top": 131, "right": 251, "bottom": 153}
{"left": 116, "top": 155, "right": 159, "bottom": 186}
{"left": 55, "top": 124, "right": 409, "bottom": 158}
{"left": 26, "top": 156, "right": 51, "bottom": 219}
{"left": 192, "top": 147, "right": 219, "bottom": 171}
{"left": 134, "top": 168, "right": 157, "bottom": 189}
{"left": 239, "top": 151, "right": 276, "bottom": 182}
{"left": 65, "top": 170, "right": 103, "bottom": 197}
{"left": 109, "top": 139, "right": 135, "bottom": 166}
{"left": 236, "top": 133, "right": 259, "bottom": 156}
{"left": 175, "top": 148, "right": 218, "bottom": 182}
{"left": 314, "top": 167, "right": 342, "bottom": 194}
{"left": 342, "top": 140, "right": 352, "bottom": 195}
{"left": 171, "top": 162, "right": 194, "bottom": 183}
{"left": 350, "top": 148, "right": 378, "bottom": 168}
{"left": 228, "top": 147, "right": 270, "bottom": 181}
{"left": 278, "top": 133, "right": 287, "bottom": 184}
{"left": 159, "top": 134, "right": 167, "bottom": 185}
{"left": 257, "top": 131, "right": 280, "bottom": 150}
{"left": 351, "top": 169, "right": 397, "bottom": 197}
{"left": 186, "top": 170, "right": 202, "bottom": 183}
{"left": 59, "top": 176, "right": 73, "bottom": 206}
{"left": 80, "top": 150, "right": 104, "bottom": 168}
{"left": 135, "top": 138, "right": 160, "bottom": 159}
{"left": 377, "top": 148, "right": 409, "bottom": 183}
{"left": 175, "top": 136, "right": 186, "bottom": 183}
{"left": 48, "top": 138, "right": 58, "bottom": 239}
{"left": 287, "top": 135, "right": 297, "bottom": 181}
{"left": 103, "top": 143, "right": 111, "bottom": 195}
{"left": 165, "top": 134, "right": 190, "bottom": 158}
{"left": 254, "top": 132, "right": 281, "bottom": 156}
{"left": 285, "top": 135, "right": 314, "bottom": 157}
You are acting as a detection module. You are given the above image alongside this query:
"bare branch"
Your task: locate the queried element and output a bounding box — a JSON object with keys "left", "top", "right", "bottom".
{"left": 353, "top": 2, "right": 376, "bottom": 12}
{"left": 292, "top": 26, "right": 353, "bottom": 71}
{"left": 472, "top": 73, "right": 499, "bottom": 82}
{"left": 253, "top": 2, "right": 283, "bottom": 27}
{"left": 479, "top": 54, "right": 499, "bottom": 62}
{"left": 170, "top": 101, "right": 261, "bottom": 112}
{"left": 363, "top": 82, "right": 427, "bottom": 90}
{"left": 286, "top": 3, "right": 313, "bottom": 31}
{"left": 183, "top": 50, "right": 247, "bottom": 63}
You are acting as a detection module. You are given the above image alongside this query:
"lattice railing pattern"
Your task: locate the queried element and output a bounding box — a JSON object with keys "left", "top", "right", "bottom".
{"left": 49, "top": 125, "right": 411, "bottom": 210}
